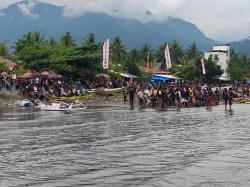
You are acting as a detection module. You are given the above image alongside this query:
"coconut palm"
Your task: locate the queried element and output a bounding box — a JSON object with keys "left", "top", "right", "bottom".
{"left": 110, "top": 36, "right": 126, "bottom": 65}
{"left": 186, "top": 42, "right": 201, "bottom": 59}
{"left": 140, "top": 43, "right": 153, "bottom": 63}
{"left": 0, "top": 42, "right": 9, "bottom": 57}
{"left": 60, "top": 32, "right": 76, "bottom": 47}
{"left": 84, "top": 33, "right": 96, "bottom": 44}
{"left": 170, "top": 40, "right": 183, "bottom": 64}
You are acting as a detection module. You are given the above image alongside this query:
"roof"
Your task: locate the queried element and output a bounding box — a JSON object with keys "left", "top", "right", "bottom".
{"left": 0, "top": 57, "right": 17, "bottom": 71}
{"left": 139, "top": 64, "right": 170, "bottom": 75}
{"left": 153, "top": 74, "right": 181, "bottom": 80}
{"left": 205, "top": 50, "right": 228, "bottom": 53}
{"left": 214, "top": 44, "right": 230, "bottom": 47}
{"left": 120, "top": 72, "right": 138, "bottom": 79}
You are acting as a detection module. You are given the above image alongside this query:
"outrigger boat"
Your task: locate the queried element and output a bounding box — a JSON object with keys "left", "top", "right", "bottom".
{"left": 234, "top": 97, "right": 250, "bottom": 103}
{"left": 37, "top": 102, "right": 86, "bottom": 111}
{"left": 89, "top": 87, "right": 126, "bottom": 96}
{"left": 52, "top": 93, "right": 94, "bottom": 102}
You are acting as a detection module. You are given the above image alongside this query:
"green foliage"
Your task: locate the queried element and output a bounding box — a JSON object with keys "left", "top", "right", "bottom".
{"left": 186, "top": 42, "right": 201, "bottom": 59}
{"left": 172, "top": 57, "right": 223, "bottom": 83}
{"left": 126, "top": 49, "right": 141, "bottom": 64}
{"left": 124, "top": 60, "right": 142, "bottom": 77}
{"left": 0, "top": 63, "right": 7, "bottom": 72}
{"left": 170, "top": 40, "right": 183, "bottom": 64}
{"left": 140, "top": 43, "right": 153, "bottom": 63}
{"left": 6, "top": 31, "right": 248, "bottom": 81}
{"left": 84, "top": 33, "right": 96, "bottom": 44}
{"left": 60, "top": 32, "right": 76, "bottom": 47}
{"left": 0, "top": 42, "right": 9, "bottom": 57}
{"left": 155, "top": 42, "right": 167, "bottom": 64}
{"left": 59, "top": 43, "right": 102, "bottom": 79}
{"left": 227, "top": 49, "right": 250, "bottom": 81}
{"left": 110, "top": 36, "right": 126, "bottom": 65}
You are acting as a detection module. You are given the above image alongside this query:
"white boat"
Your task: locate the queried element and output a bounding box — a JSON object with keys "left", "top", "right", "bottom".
{"left": 38, "top": 102, "right": 86, "bottom": 112}
{"left": 15, "top": 99, "right": 32, "bottom": 107}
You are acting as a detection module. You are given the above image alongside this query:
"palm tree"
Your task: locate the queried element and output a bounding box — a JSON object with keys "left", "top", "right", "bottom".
{"left": 60, "top": 32, "right": 76, "bottom": 47}
{"left": 186, "top": 42, "right": 201, "bottom": 59}
{"left": 32, "top": 31, "right": 44, "bottom": 44}
{"left": 127, "top": 49, "right": 140, "bottom": 63}
{"left": 140, "top": 43, "right": 153, "bottom": 63}
{"left": 47, "top": 36, "right": 57, "bottom": 47}
{"left": 155, "top": 42, "right": 167, "bottom": 64}
{"left": 84, "top": 33, "right": 96, "bottom": 44}
{"left": 170, "top": 40, "right": 183, "bottom": 64}
{"left": 0, "top": 42, "right": 9, "bottom": 57}
{"left": 110, "top": 36, "right": 126, "bottom": 65}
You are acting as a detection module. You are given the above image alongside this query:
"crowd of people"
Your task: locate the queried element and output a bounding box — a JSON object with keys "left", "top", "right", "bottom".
{"left": 1, "top": 75, "right": 250, "bottom": 112}
{"left": 0, "top": 76, "right": 125, "bottom": 101}
{"left": 127, "top": 81, "right": 250, "bottom": 111}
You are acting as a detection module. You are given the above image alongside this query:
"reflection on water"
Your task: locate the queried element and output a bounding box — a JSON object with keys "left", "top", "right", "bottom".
{"left": 0, "top": 104, "right": 250, "bottom": 187}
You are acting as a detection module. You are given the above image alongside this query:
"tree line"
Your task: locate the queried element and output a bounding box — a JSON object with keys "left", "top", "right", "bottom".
{"left": 0, "top": 31, "right": 249, "bottom": 82}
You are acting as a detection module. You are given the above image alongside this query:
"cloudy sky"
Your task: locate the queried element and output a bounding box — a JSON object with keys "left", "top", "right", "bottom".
{"left": 0, "top": 0, "right": 249, "bottom": 42}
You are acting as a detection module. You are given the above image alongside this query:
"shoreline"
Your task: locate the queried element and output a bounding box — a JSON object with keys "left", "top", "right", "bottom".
{"left": 0, "top": 91, "right": 21, "bottom": 107}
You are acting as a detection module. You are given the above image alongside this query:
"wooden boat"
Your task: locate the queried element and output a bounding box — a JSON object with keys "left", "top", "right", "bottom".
{"left": 91, "top": 87, "right": 126, "bottom": 96}
{"left": 234, "top": 97, "right": 250, "bottom": 103}
{"left": 52, "top": 93, "right": 94, "bottom": 102}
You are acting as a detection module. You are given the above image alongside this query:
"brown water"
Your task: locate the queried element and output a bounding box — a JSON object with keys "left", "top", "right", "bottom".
{"left": 0, "top": 103, "right": 250, "bottom": 187}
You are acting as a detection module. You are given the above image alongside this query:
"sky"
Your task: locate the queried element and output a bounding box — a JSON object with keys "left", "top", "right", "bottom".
{"left": 0, "top": 0, "right": 249, "bottom": 42}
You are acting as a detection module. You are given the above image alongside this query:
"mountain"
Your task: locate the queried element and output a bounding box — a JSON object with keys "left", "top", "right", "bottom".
{"left": 230, "top": 38, "right": 250, "bottom": 56}
{"left": 0, "top": 1, "right": 216, "bottom": 50}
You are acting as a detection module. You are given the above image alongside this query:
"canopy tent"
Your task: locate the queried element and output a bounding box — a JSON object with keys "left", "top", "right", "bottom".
{"left": 151, "top": 75, "right": 170, "bottom": 81}
{"left": 41, "top": 71, "right": 62, "bottom": 79}
{"left": 18, "top": 71, "right": 40, "bottom": 79}
{"left": 218, "top": 76, "right": 231, "bottom": 81}
{"left": 120, "top": 72, "right": 138, "bottom": 79}
{"left": 151, "top": 74, "right": 181, "bottom": 82}
{"left": 97, "top": 73, "right": 110, "bottom": 79}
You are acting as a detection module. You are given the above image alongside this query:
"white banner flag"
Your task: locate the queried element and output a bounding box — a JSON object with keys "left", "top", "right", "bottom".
{"left": 201, "top": 59, "right": 206, "bottom": 75}
{"left": 102, "top": 39, "right": 110, "bottom": 70}
{"left": 165, "top": 44, "right": 172, "bottom": 69}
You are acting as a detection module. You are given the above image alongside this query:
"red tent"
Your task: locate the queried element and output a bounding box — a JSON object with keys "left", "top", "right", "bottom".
{"left": 18, "top": 70, "right": 40, "bottom": 79}
{"left": 41, "top": 71, "right": 62, "bottom": 79}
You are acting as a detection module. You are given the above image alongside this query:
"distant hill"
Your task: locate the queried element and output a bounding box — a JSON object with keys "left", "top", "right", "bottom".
{"left": 0, "top": 1, "right": 216, "bottom": 50}
{"left": 230, "top": 39, "right": 250, "bottom": 56}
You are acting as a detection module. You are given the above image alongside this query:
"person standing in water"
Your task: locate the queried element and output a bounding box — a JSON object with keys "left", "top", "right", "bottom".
{"left": 228, "top": 88, "right": 233, "bottom": 111}
{"left": 223, "top": 88, "right": 228, "bottom": 110}
{"left": 128, "top": 81, "right": 136, "bottom": 109}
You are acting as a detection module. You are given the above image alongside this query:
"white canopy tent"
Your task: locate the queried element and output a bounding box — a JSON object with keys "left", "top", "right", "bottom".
{"left": 120, "top": 73, "right": 138, "bottom": 79}
{"left": 153, "top": 74, "right": 181, "bottom": 80}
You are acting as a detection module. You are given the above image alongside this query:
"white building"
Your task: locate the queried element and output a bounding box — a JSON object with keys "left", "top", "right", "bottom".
{"left": 204, "top": 44, "right": 230, "bottom": 80}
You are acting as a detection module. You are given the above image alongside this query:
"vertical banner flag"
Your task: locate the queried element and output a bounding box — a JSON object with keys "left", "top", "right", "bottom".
{"left": 165, "top": 44, "right": 172, "bottom": 69}
{"left": 102, "top": 39, "right": 110, "bottom": 70}
{"left": 201, "top": 58, "right": 206, "bottom": 75}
